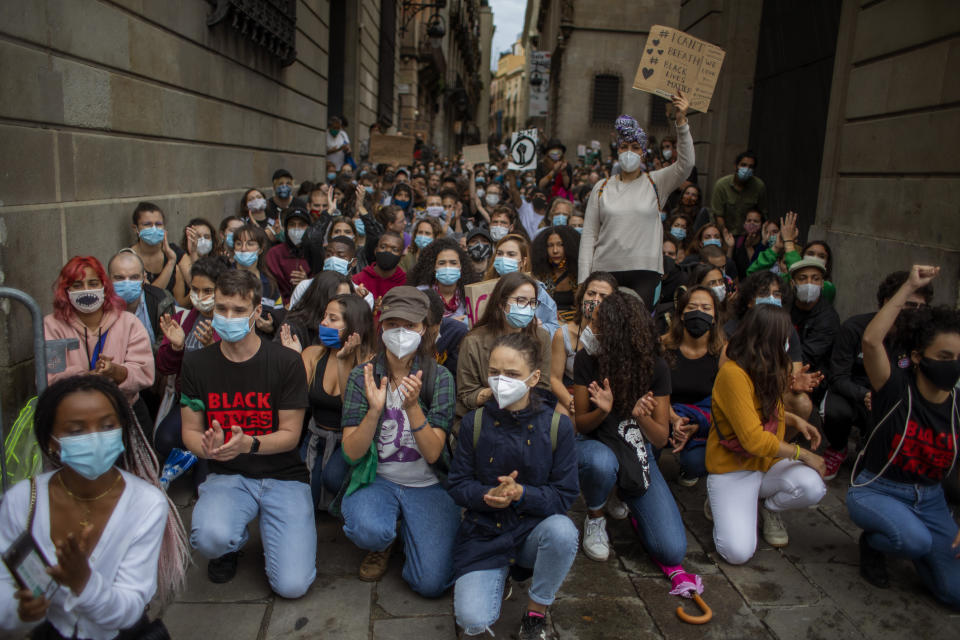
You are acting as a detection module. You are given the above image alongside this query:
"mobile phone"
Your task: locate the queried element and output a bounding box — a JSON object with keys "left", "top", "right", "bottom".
{"left": 3, "top": 530, "right": 57, "bottom": 599}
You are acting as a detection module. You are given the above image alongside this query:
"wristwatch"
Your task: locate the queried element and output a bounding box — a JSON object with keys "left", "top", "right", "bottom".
{"left": 249, "top": 436, "right": 260, "bottom": 454}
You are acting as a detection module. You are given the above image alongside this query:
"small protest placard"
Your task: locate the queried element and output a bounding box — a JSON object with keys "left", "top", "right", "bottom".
{"left": 464, "top": 278, "right": 499, "bottom": 327}
{"left": 590, "top": 140, "right": 601, "bottom": 150}
{"left": 576, "top": 144, "right": 587, "bottom": 157}
{"left": 368, "top": 133, "right": 416, "bottom": 166}
{"left": 462, "top": 144, "right": 489, "bottom": 167}
{"left": 632, "top": 25, "right": 725, "bottom": 113}
{"left": 507, "top": 129, "right": 538, "bottom": 172}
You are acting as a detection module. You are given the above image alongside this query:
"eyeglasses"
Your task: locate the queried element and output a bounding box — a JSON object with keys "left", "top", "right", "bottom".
{"left": 507, "top": 296, "right": 539, "bottom": 309}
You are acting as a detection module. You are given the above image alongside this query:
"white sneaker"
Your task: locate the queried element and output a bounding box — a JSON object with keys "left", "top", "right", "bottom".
{"left": 703, "top": 497, "right": 713, "bottom": 522}
{"left": 582, "top": 516, "right": 610, "bottom": 561}
{"left": 605, "top": 494, "right": 629, "bottom": 520}
{"left": 760, "top": 506, "right": 789, "bottom": 548}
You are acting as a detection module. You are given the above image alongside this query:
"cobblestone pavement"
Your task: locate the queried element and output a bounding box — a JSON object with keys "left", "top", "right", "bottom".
{"left": 159, "top": 455, "right": 960, "bottom": 639}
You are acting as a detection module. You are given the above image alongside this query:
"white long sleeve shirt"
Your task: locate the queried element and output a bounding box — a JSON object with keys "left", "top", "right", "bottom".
{"left": 0, "top": 471, "right": 168, "bottom": 639}
{"left": 578, "top": 122, "right": 694, "bottom": 281}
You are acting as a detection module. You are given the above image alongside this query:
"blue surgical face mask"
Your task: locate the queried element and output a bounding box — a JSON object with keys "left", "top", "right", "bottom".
{"left": 573, "top": 226, "right": 583, "bottom": 234}
{"left": 276, "top": 183, "right": 293, "bottom": 198}
{"left": 395, "top": 198, "right": 411, "bottom": 211}
{"left": 212, "top": 311, "right": 256, "bottom": 342}
{"left": 755, "top": 295, "right": 782, "bottom": 308}
{"left": 415, "top": 234, "right": 433, "bottom": 249}
{"left": 327, "top": 172, "right": 337, "bottom": 182}
{"left": 702, "top": 238, "right": 722, "bottom": 248}
{"left": 56, "top": 429, "right": 125, "bottom": 480}
{"left": 435, "top": 267, "right": 461, "bottom": 285}
{"left": 225, "top": 232, "right": 235, "bottom": 250}
{"left": 660, "top": 211, "right": 667, "bottom": 222}
{"left": 139, "top": 226, "right": 165, "bottom": 246}
{"left": 506, "top": 303, "right": 535, "bottom": 328}
{"left": 355, "top": 218, "right": 365, "bottom": 235}
{"left": 737, "top": 166, "right": 754, "bottom": 181}
{"left": 493, "top": 256, "right": 519, "bottom": 275}
{"left": 113, "top": 279, "right": 143, "bottom": 303}
{"left": 552, "top": 215, "right": 568, "bottom": 226}
{"left": 670, "top": 227, "right": 687, "bottom": 241}
{"left": 234, "top": 250, "right": 259, "bottom": 267}
{"left": 768, "top": 233, "right": 778, "bottom": 248}
{"left": 364, "top": 186, "right": 374, "bottom": 194}
{"left": 324, "top": 255, "right": 350, "bottom": 275}
{"left": 317, "top": 324, "right": 343, "bottom": 348}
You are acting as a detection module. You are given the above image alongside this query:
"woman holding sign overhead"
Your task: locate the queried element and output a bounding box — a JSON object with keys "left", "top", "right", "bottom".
{"left": 578, "top": 92, "right": 692, "bottom": 309}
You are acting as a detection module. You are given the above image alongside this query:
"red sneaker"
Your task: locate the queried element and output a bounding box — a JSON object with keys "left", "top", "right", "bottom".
{"left": 823, "top": 447, "right": 847, "bottom": 481}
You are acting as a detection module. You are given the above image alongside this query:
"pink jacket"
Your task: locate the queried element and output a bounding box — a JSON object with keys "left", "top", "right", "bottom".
{"left": 43, "top": 308, "right": 156, "bottom": 405}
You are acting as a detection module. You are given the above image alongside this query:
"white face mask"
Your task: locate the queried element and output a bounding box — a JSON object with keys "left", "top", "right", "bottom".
{"left": 580, "top": 325, "right": 600, "bottom": 356}
{"left": 711, "top": 284, "right": 727, "bottom": 303}
{"left": 795, "top": 283, "right": 822, "bottom": 304}
{"left": 69, "top": 288, "right": 105, "bottom": 314}
{"left": 382, "top": 327, "right": 422, "bottom": 358}
{"left": 485, "top": 193, "right": 500, "bottom": 207}
{"left": 288, "top": 227, "right": 306, "bottom": 246}
{"left": 619, "top": 151, "right": 642, "bottom": 173}
{"left": 489, "top": 225, "right": 509, "bottom": 241}
{"left": 487, "top": 372, "right": 536, "bottom": 409}
{"left": 662, "top": 148, "right": 673, "bottom": 161}
{"left": 190, "top": 291, "right": 215, "bottom": 313}
{"left": 196, "top": 237, "right": 213, "bottom": 256}
{"left": 247, "top": 197, "right": 267, "bottom": 212}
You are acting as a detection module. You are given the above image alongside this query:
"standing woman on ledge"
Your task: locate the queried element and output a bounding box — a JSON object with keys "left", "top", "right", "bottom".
{"left": 579, "top": 92, "right": 693, "bottom": 309}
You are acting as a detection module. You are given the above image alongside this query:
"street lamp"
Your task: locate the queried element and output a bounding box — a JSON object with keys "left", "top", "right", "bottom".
{"left": 400, "top": 0, "right": 448, "bottom": 37}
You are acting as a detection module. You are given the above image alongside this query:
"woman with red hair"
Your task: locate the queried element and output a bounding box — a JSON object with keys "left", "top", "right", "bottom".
{"left": 44, "top": 256, "right": 156, "bottom": 425}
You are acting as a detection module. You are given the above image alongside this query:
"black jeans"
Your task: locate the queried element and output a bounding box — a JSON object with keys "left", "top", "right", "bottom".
{"left": 611, "top": 269, "right": 661, "bottom": 310}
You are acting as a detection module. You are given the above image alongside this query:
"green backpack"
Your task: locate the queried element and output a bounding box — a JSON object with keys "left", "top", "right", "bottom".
{"left": 472, "top": 407, "right": 562, "bottom": 451}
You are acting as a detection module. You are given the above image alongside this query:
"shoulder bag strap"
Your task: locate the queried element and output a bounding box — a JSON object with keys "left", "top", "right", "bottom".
{"left": 28, "top": 477, "right": 37, "bottom": 534}
{"left": 550, "top": 411, "right": 561, "bottom": 452}
{"left": 473, "top": 408, "right": 484, "bottom": 448}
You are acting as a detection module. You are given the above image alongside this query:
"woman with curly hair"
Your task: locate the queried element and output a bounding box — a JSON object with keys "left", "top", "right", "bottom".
{"left": 707, "top": 304, "right": 826, "bottom": 565}
{"left": 579, "top": 92, "right": 693, "bottom": 308}
{"left": 847, "top": 266, "right": 960, "bottom": 606}
{"left": 572, "top": 292, "right": 685, "bottom": 567}
{"left": 400, "top": 217, "right": 443, "bottom": 274}
{"left": 407, "top": 237, "right": 479, "bottom": 322}
{"left": 531, "top": 225, "right": 580, "bottom": 322}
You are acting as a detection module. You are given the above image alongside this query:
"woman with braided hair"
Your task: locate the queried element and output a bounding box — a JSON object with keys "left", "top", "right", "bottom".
{"left": 1, "top": 375, "right": 189, "bottom": 638}
{"left": 578, "top": 92, "right": 694, "bottom": 309}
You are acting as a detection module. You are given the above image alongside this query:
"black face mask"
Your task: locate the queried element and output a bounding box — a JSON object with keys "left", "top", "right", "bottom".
{"left": 467, "top": 243, "right": 491, "bottom": 261}
{"left": 682, "top": 310, "right": 713, "bottom": 339}
{"left": 918, "top": 357, "right": 960, "bottom": 391}
{"left": 532, "top": 197, "right": 547, "bottom": 211}
{"left": 375, "top": 250, "right": 401, "bottom": 271}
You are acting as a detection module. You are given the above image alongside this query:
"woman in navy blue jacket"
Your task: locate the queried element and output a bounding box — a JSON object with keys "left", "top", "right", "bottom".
{"left": 448, "top": 332, "right": 579, "bottom": 640}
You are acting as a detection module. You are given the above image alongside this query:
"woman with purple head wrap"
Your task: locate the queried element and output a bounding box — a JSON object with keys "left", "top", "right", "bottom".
{"left": 577, "top": 92, "right": 695, "bottom": 309}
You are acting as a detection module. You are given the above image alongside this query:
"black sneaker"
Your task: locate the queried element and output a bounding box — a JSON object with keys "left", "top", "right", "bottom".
{"left": 207, "top": 551, "right": 240, "bottom": 583}
{"left": 859, "top": 533, "right": 889, "bottom": 588}
{"left": 519, "top": 611, "right": 548, "bottom": 640}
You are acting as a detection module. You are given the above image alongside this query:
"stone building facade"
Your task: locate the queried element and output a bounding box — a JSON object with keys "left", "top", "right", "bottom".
{"left": 521, "top": 0, "right": 680, "bottom": 160}
{"left": 490, "top": 40, "right": 527, "bottom": 144}
{"left": 0, "top": 0, "right": 404, "bottom": 426}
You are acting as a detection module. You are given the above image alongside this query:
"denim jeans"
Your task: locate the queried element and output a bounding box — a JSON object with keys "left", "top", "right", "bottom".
{"left": 341, "top": 475, "right": 461, "bottom": 598}
{"left": 190, "top": 473, "right": 317, "bottom": 599}
{"left": 454, "top": 515, "right": 579, "bottom": 635}
{"left": 576, "top": 437, "right": 687, "bottom": 565}
{"left": 298, "top": 436, "right": 350, "bottom": 508}
{"left": 675, "top": 441, "right": 707, "bottom": 478}
{"left": 847, "top": 470, "right": 960, "bottom": 609}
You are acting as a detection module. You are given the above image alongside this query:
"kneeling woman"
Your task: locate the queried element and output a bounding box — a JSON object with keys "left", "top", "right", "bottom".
{"left": 707, "top": 304, "right": 826, "bottom": 565}
{"left": 449, "top": 333, "right": 579, "bottom": 638}
{"left": 338, "top": 286, "right": 461, "bottom": 596}
{"left": 848, "top": 266, "right": 960, "bottom": 608}
{"left": 573, "top": 292, "right": 686, "bottom": 567}
{"left": 0, "top": 376, "right": 187, "bottom": 638}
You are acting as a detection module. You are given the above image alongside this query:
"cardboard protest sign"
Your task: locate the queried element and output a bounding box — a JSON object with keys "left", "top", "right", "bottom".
{"left": 507, "top": 129, "right": 538, "bottom": 172}
{"left": 462, "top": 144, "right": 490, "bottom": 167}
{"left": 464, "top": 278, "right": 499, "bottom": 327}
{"left": 590, "top": 140, "right": 601, "bottom": 150}
{"left": 632, "top": 25, "right": 725, "bottom": 113}
{"left": 368, "top": 133, "right": 415, "bottom": 166}
{"left": 576, "top": 144, "right": 587, "bottom": 157}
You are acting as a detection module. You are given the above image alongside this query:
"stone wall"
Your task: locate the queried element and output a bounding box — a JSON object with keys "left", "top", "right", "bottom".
{"left": 0, "top": 0, "right": 331, "bottom": 424}
{"left": 679, "top": 0, "right": 763, "bottom": 202}
{"left": 812, "top": 0, "right": 960, "bottom": 319}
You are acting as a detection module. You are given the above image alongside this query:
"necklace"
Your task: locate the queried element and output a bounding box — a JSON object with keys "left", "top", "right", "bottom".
{"left": 57, "top": 470, "right": 122, "bottom": 528}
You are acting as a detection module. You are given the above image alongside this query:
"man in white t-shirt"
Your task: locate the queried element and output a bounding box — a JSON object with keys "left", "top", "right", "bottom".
{"left": 326, "top": 116, "right": 351, "bottom": 171}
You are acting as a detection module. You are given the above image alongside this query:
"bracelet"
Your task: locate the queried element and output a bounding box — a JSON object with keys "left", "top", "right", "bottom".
{"left": 793, "top": 444, "right": 801, "bottom": 460}
{"left": 411, "top": 420, "right": 429, "bottom": 433}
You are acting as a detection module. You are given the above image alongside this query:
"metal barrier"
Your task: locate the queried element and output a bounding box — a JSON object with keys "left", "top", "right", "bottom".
{"left": 0, "top": 287, "right": 48, "bottom": 493}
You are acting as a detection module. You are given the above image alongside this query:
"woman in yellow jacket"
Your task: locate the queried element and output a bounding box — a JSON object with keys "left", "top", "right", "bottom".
{"left": 706, "top": 303, "right": 827, "bottom": 564}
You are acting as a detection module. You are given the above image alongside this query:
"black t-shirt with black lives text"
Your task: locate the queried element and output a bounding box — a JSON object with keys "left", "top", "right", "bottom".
{"left": 665, "top": 349, "right": 719, "bottom": 405}
{"left": 181, "top": 338, "right": 309, "bottom": 482}
{"left": 862, "top": 367, "right": 958, "bottom": 485}
{"left": 573, "top": 350, "right": 672, "bottom": 431}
